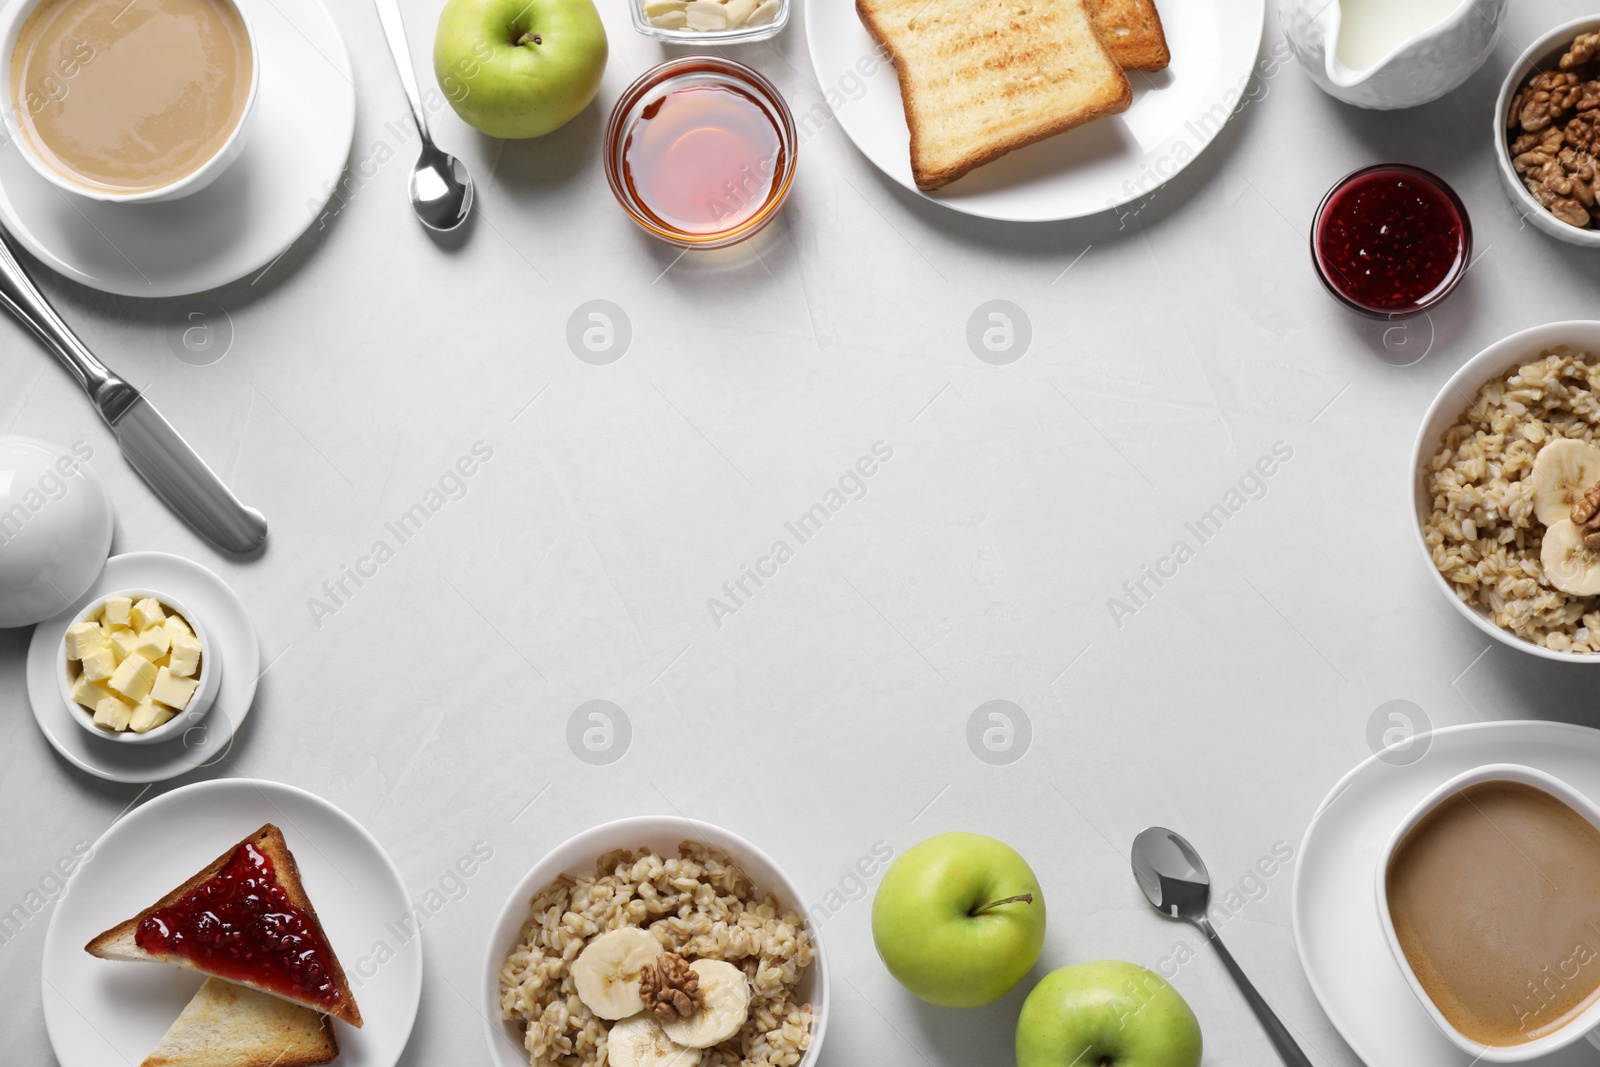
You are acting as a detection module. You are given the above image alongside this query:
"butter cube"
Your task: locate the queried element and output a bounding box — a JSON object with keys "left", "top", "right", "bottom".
{"left": 64, "top": 621, "right": 106, "bottom": 659}
{"left": 129, "top": 699, "right": 176, "bottom": 733}
{"left": 80, "top": 647, "right": 117, "bottom": 682}
{"left": 150, "top": 667, "right": 198, "bottom": 710}
{"left": 93, "top": 695, "right": 133, "bottom": 731}
{"left": 132, "top": 626, "right": 170, "bottom": 662}
{"left": 130, "top": 597, "right": 165, "bottom": 631}
{"left": 108, "top": 627, "right": 139, "bottom": 662}
{"left": 108, "top": 654, "right": 157, "bottom": 702}
{"left": 168, "top": 633, "right": 201, "bottom": 678}
{"left": 71, "top": 675, "right": 116, "bottom": 711}
{"left": 164, "top": 614, "right": 192, "bottom": 641}
{"left": 101, "top": 596, "right": 132, "bottom": 629}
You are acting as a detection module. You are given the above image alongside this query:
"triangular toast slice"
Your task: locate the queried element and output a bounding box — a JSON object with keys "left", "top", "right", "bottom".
{"left": 142, "top": 978, "right": 339, "bottom": 1067}
{"left": 86, "top": 824, "right": 363, "bottom": 1028}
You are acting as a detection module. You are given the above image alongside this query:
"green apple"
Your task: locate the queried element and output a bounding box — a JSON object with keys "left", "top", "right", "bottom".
{"left": 1016, "top": 962, "right": 1202, "bottom": 1067}
{"left": 871, "top": 832, "right": 1045, "bottom": 1008}
{"left": 433, "top": 0, "right": 607, "bottom": 139}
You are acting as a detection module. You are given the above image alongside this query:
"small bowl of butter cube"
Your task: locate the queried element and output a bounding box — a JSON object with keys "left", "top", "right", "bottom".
{"left": 631, "top": 0, "right": 787, "bottom": 43}
{"left": 55, "top": 590, "right": 218, "bottom": 744}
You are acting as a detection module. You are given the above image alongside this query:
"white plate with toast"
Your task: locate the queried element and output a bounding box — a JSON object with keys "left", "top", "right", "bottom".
{"left": 41, "top": 777, "right": 421, "bottom": 1067}
{"left": 806, "top": 0, "right": 1265, "bottom": 220}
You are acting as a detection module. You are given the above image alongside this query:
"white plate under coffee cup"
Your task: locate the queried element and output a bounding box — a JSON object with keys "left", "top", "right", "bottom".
{"left": 0, "top": 0, "right": 354, "bottom": 297}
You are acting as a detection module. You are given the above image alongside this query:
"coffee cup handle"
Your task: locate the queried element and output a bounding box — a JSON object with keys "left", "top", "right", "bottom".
{"left": 1587, "top": 1026, "right": 1600, "bottom": 1051}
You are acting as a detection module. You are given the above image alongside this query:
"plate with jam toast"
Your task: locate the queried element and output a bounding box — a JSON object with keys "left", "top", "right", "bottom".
{"left": 42, "top": 779, "right": 420, "bottom": 1067}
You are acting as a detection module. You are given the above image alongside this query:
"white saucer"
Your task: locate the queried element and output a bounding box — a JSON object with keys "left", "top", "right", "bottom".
{"left": 41, "top": 777, "right": 422, "bottom": 1067}
{"left": 28, "top": 552, "right": 260, "bottom": 783}
{"left": 0, "top": 0, "right": 355, "bottom": 297}
{"left": 1294, "top": 721, "right": 1600, "bottom": 1067}
{"left": 805, "top": 0, "right": 1264, "bottom": 221}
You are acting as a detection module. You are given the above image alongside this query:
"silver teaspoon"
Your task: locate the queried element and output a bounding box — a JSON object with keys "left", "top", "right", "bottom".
{"left": 1131, "top": 827, "right": 1313, "bottom": 1067}
{"left": 372, "top": 0, "right": 473, "bottom": 231}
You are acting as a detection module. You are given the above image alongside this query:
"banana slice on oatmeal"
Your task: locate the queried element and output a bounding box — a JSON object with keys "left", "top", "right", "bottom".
{"left": 573, "top": 929, "right": 664, "bottom": 1020}
{"left": 1531, "top": 439, "right": 1600, "bottom": 526}
{"left": 1542, "top": 519, "right": 1600, "bottom": 595}
{"left": 607, "top": 1014, "right": 701, "bottom": 1067}
{"left": 661, "top": 960, "right": 751, "bottom": 1049}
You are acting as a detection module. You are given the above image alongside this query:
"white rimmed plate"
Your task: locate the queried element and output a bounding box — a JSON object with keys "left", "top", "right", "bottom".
{"left": 27, "top": 552, "right": 260, "bottom": 782}
{"left": 805, "top": 0, "right": 1264, "bottom": 221}
{"left": 1293, "top": 720, "right": 1600, "bottom": 1067}
{"left": 41, "top": 777, "right": 421, "bottom": 1067}
{"left": 483, "top": 816, "right": 830, "bottom": 1067}
{"left": 0, "top": 0, "right": 356, "bottom": 297}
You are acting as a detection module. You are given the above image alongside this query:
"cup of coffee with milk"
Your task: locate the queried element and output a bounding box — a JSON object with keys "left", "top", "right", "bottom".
{"left": 0, "top": 0, "right": 257, "bottom": 201}
{"left": 1377, "top": 764, "right": 1600, "bottom": 1060}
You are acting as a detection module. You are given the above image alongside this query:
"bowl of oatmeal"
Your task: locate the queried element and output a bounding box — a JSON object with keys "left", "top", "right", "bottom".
{"left": 483, "top": 817, "right": 827, "bottom": 1067}
{"left": 1413, "top": 320, "right": 1600, "bottom": 660}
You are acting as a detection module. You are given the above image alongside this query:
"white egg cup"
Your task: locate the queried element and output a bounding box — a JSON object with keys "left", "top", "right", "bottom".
{"left": 56, "top": 588, "right": 220, "bottom": 746}
{"left": 0, "top": 435, "right": 113, "bottom": 628}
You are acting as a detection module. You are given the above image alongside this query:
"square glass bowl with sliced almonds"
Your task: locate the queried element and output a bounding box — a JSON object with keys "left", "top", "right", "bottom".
{"left": 1412, "top": 320, "right": 1600, "bottom": 661}
{"left": 631, "top": 0, "right": 788, "bottom": 44}
{"left": 483, "top": 816, "right": 827, "bottom": 1067}
{"left": 55, "top": 589, "right": 218, "bottom": 743}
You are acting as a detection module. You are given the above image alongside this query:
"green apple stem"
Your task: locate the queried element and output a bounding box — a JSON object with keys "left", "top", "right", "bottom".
{"left": 969, "top": 893, "right": 1033, "bottom": 916}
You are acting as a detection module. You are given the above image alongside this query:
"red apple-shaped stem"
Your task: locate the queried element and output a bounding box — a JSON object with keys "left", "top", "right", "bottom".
{"left": 969, "top": 893, "right": 1033, "bottom": 917}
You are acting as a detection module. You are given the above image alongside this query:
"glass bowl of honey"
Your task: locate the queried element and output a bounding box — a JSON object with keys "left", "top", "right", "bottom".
{"left": 604, "top": 57, "right": 797, "bottom": 249}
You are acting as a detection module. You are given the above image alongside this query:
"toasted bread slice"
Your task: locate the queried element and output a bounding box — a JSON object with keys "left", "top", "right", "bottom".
{"left": 142, "top": 978, "right": 339, "bottom": 1067}
{"left": 86, "top": 824, "right": 363, "bottom": 1028}
{"left": 1087, "top": 0, "right": 1169, "bottom": 71}
{"left": 857, "top": 0, "right": 1133, "bottom": 190}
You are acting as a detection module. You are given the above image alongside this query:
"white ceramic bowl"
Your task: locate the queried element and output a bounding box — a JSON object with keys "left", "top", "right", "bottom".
{"left": 1493, "top": 16, "right": 1600, "bottom": 249}
{"left": 1375, "top": 763, "right": 1600, "bottom": 1060}
{"left": 55, "top": 587, "right": 219, "bottom": 745}
{"left": 1410, "top": 320, "right": 1600, "bottom": 663}
{"left": 0, "top": 435, "right": 113, "bottom": 628}
{"left": 0, "top": 0, "right": 260, "bottom": 203}
{"left": 482, "top": 816, "right": 829, "bottom": 1067}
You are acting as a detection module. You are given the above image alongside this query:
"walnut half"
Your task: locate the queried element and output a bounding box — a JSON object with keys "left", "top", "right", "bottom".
{"left": 640, "top": 953, "right": 702, "bottom": 1022}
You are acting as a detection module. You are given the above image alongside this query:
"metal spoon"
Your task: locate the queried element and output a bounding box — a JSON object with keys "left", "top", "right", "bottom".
{"left": 1131, "top": 827, "right": 1312, "bottom": 1067}
{"left": 372, "top": 0, "right": 473, "bottom": 231}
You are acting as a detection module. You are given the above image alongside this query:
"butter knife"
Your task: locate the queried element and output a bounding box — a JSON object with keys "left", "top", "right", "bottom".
{"left": 0, "top": 228, "right": 267, "bottom": 554}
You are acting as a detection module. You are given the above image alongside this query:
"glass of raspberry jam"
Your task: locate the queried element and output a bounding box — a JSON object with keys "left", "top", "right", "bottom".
{"left": 1311, "top": 164, "right": 1471, "bottom": 318}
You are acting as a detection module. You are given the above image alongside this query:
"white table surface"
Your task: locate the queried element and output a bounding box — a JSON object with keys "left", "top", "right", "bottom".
{"left": 4, "top": 2, "right": 1600, "bottom": 1065}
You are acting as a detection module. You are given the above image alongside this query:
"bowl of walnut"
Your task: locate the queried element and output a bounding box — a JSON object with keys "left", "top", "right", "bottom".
{"left": 1498, "top": 18, "right": 1600, "bottom": 248}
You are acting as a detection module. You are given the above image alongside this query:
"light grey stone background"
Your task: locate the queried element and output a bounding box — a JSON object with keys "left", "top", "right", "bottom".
{"left": 5, "top": 1, "right": 1600, "bottom": 1065}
